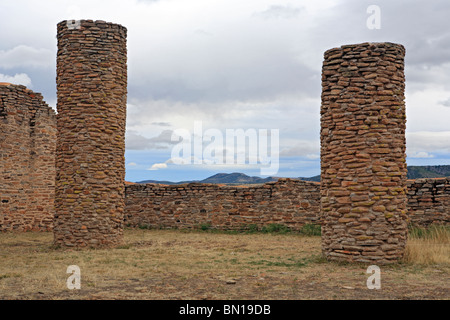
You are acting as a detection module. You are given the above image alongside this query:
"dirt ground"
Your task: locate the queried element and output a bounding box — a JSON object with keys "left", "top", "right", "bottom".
{"left": 0, "top": 229, "right": 448, "bottom": 300}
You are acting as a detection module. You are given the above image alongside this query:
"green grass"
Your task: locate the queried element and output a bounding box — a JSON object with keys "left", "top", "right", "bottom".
{"left": 408, "top": 224, "right": 450, "bottom": 240}
{"left": 299, "top": 223, "right": 321, "bottom": 236}
{"left": 261, "top": 223, "right": 291, "bottom": 234}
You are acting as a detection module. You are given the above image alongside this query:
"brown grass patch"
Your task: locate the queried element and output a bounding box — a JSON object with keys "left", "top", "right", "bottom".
{"left": 403, "top": 225, "right": 450, "bottom": 265}
{"left": 0, "top": 228, "right": 448, "bottom": 300}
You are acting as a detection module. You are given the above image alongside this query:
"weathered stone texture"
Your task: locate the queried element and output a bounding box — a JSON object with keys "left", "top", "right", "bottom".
{"left": 407, "top": 178, "right": 450, "bottom": 226}
{"left": 54, "top": 20, "right": 127, "bottom": 248}
{"left": 0, "top": 83, "right": 56, "bottom": 231}
{"left": 124, "top": 178, "right": 448, "bottom": 232}
{"left": 124, "top": 179, "right": 321, "bottom": 230}
{"left": 320, "top": 43, "right": 408, "bottom": 264}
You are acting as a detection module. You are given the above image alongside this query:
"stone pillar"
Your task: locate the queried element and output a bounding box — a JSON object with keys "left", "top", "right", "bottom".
{"left": 54, "top": 20, "right": 127, "bottom": 248}
{"left": 320, "top": 42, "right": 408, "bottom": 264}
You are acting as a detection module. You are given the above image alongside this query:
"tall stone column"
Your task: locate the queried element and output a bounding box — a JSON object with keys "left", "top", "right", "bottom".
{"left": 54, "top": 20, "right": 127, "bottom": 248}
{"left": 320, "top": 42, "right": 408, "bottom": 264}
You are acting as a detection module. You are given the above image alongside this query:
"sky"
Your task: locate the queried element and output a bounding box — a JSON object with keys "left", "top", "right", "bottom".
{"left": 1, "top": 0, "right": 449, "bottom": 182}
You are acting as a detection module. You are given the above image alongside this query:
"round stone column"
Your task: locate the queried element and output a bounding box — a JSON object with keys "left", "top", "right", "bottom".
{"left": 320, "top": 42, "right": 408, "bottom": 263}
{"left": 54, "top": 20, "right": 127, "bottom": 248}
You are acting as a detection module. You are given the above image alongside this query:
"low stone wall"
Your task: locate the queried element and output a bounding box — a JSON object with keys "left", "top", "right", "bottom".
{"left": 406, "top": 178, "right": 450, "bottom": 226}
{"left": 124, "top": 177, "right": 449, "bottom": 231}
{"left": 124, "top": 179, "right": 321, "bottom": 230}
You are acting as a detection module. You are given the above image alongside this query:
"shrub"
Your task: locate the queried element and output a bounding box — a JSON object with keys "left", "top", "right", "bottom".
{"left": 261, "top": 223, "right": 291, "bottom": 234}
{"left": 299, "top": 223, "right": 321, "bottom": 236}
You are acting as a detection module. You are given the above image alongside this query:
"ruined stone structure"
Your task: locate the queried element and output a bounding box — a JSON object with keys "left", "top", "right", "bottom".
{"left": 53, "top": 20, "right": 127, "bottom": 248}
{"left": 124, "top": 179, "right": 321, "bottom": 230}
{"left": 124, "top": 178, "right": 449, "bottom": 231}
{"left": 320, "top": 42, "right": 408, "bottom": 263}
{"left": 407, "top": 178, "right": 450, "bottom": 226}
{"left": 1, "top": 27, "right": 448, "bottom": 267}
{"left": 0, "top": 83, "right": 56, "bottom": 231}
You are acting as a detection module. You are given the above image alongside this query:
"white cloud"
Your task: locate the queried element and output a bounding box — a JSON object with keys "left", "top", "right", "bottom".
{"left": 0, "top": 45, "right": 53, "bottom": 69}
{"left": 125, "top": 130, "right": 177, "bottom": 150}
{"left": 438, "top": 98, "right": 450, "bottom": 107}
{"left": 147, "top": 163, "right": 168, "bottom": 170}
{"left": 306, "top": 154, "right": 320, "bottom": 160}
{"left": 254, "top": 5, "right": 304, "bottom": 20}
{"left": 127, "top": 162, "right": 138, "bottom": 166}
{"left": 406, "top": 131, "right": 450, "bottom": 155}
{"left": 1, "top": 0, "right": 450, "bottom": 180}
{"left": 279, "top": 140, "right": 320, "bottom": 157}
{"left": 0, "top": 73, "right": 32, "bottom": 87}
{"left": 408, "top": 151, "right": 434, "bottom": 159}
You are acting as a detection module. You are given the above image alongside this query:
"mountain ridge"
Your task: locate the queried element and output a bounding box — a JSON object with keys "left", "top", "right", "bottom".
{"left": 135, "top": 165, "right": 450, "bottom": 185}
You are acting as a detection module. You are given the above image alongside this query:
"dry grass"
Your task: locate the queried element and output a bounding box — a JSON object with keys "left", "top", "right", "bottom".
{"left": 403, "top": 225, "right": 450, "bottom": 265}
{"left": 0, "top": 227, "right": 448, "bottom": 300}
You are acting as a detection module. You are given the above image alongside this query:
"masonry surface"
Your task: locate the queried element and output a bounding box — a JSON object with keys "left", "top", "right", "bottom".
{"left": 320, "top": 42, "right": 408, "bottom": 264}
{"left": 124, "top": 179, "right": 321, "bottom": 230}
{"left": 123, "top": 178, "right": 449, "bottom": 231}
{"left": 53, "top": 20, "right": 127, "bottom": 248}
{"left": 0, "top": 83, "right": 56, "bottom": 231}
{"left": 1, "top": 33, "right": 449, "bottom": 262}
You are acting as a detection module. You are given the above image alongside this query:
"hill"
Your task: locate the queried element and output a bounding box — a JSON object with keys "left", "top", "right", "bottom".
{"left": 136, "top": 165, "right": 450, "bottom": 185}
{"left": 406, "top": 165, "right": 450, "bottom": 179}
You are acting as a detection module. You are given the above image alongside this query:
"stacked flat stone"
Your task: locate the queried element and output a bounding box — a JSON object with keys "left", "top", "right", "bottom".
{"left": 407, "top": 178, "right": 450, "bottom": 226}
{"left": 0, "top": 83, "right": 56, "bottom": 231}
{"left": 320, "top": 42, "right": 408, "bottom": 264}
{"left": 124, "top": 179, "right": 321, "bottom": 231}
{"left": 54, "top": 20, "right": 127, "bottom": 248}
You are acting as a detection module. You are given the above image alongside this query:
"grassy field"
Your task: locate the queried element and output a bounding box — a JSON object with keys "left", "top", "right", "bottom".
{"left": 0, "top": 226, "right": 448, "bottom": 300}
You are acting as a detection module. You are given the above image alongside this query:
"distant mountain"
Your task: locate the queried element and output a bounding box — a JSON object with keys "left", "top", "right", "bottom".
{"left": 201, "top": 173, "right": 276, "bottom": 184}
{"left": 406, "top": 165, "right": 450, "bottom": 179}
{"left": 298, "top": 175, "right": 321, "bottom": 182}
{"left": 137, "top": 172, "right": 278, "bottom": 185}
{"left": 135, "top": 165, "right": 450, "bottom": 185}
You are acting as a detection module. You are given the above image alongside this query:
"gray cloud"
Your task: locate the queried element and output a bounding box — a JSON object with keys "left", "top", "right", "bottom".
{"left": 152, "top": 122, "right": 172, "bottom": 127}
{"left": 279, "top": 140, "right": 319, "bottom": 158}
{"left": 406, "top": 131, "right": 450, "bottom": 155}
{"left": 0, "top": 45, "right": 53, "bottom": 69}
{"left": 254, "top": 5, "right": 304, "bottom": 20}
{"left": 2, "top": 0, "right": 450, "bottom": 169}
{"left": 126, "top": 129, "right": 177, "bottom": 150}
{"left": 439, "top": 98, "right": 450, "bottom": 107}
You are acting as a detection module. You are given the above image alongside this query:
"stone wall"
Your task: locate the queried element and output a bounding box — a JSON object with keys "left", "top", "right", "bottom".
{"left": 320, "top": 42, "right": 408, "bottom": 264}
{"left": 0, "top": 83, "right": 56, "bottom": 231}
{"left": 407, "top": 178, "right": 450, "bottom": 226}
{"left": 53, "top": 20, "right": 127, "bottom": 248}
{"left": 123, "top": 178, "right": 449, "bottom": 231}
{"left": 124, "top": 179, "right": 321, "bottom": 230}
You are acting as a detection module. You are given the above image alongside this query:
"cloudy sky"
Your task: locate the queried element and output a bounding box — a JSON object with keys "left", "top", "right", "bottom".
{"left": 1, "top": 0, "right": 449, "bottom": 182}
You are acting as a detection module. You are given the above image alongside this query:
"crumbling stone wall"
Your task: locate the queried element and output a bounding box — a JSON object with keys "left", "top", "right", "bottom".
{"left": 124, "top": 178, "right": 448, "bottom": 231}
{"left": 407, "top": 178, "right": 450, "bottom": 226}
{"left": 0, "top": 83, "right": 56, "bottom": 231}
{"left": 320, "top": 42, "right": 408, "bottom": 264}
{"left": 53, "top": 20, "right": 127, "bottom": 248}
{"left": 124, "top": 179, "right": 321, "bottom": 231}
